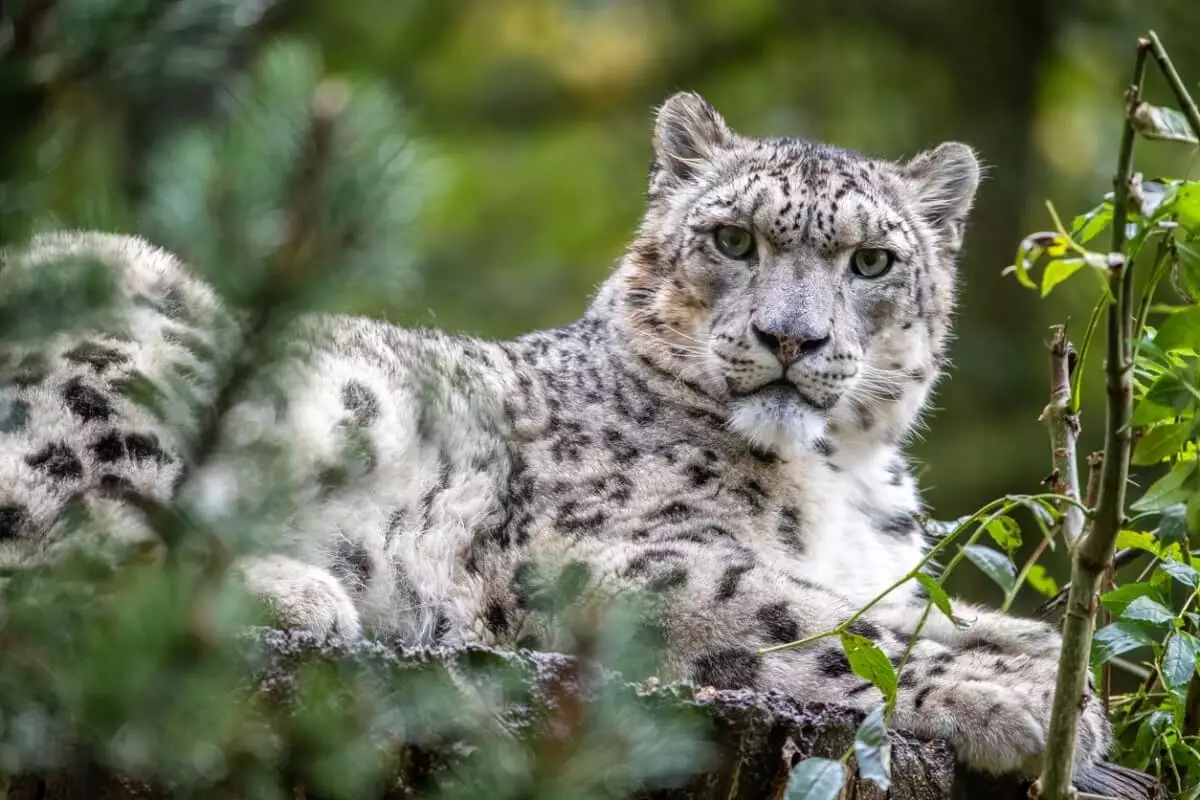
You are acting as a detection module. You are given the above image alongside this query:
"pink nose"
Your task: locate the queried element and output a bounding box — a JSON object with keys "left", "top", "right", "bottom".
{"left": 751, "top": 324, "right": 830, "bottom": 365}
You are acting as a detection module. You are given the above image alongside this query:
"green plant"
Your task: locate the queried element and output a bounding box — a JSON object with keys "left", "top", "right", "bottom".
{"left": 782, "top": 28, "right": 1200, "bottom": 800}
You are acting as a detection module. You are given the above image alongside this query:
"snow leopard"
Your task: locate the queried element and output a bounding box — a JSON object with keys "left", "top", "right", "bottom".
{"left": 0, "top": 91, "right": 1108, "bottom": 778}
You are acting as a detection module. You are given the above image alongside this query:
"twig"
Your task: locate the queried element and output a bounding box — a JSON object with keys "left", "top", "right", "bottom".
{"left": 1145, "top": 32, "right": 1200, "bottom": 140}
{"left": 1119, "top": 668, "right": 1162, "bottom": 725}
{"left": 1005, "top": 535, "right": 1053, "bottom": 613}
{"left": 1037, "top": 548, "right": 1145, "bottom": 618}
{"left": 1110, "top": 656, "right": 1152, "bottom": 681}
{"left": 1037, "top": 455, "right": 1122, "bottom": 618}
{"left": 1040, "top": 325, "right": 1084, "bottom": 547}
{"left": 1035, "top": 35, "right": 1147, "bottom": 800}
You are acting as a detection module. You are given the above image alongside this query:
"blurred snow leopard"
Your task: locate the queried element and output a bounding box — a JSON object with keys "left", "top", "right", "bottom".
{"left": 0, "top": 91, "right": 1109, "bottom": 778}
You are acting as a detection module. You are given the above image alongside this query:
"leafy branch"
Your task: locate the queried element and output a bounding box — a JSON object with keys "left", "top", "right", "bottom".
{"left": 1035, "top": 30, "right": 1200, "bottom": 800}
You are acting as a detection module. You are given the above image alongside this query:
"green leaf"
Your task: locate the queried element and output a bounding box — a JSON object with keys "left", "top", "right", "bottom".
{"left": 840, "top": 632, "right": 897, "bottom": 707}
{"left": 1041, "top": 258, "right": 1085, "bottom": 297}
{"left": 1009, "top": 231, "right": 1068, "bottom": 290}
{"left": 853, "top": 705, "right": 891, "bottom": 791}
{"left": 1143, "top": 373, "right": 1194, "bottom": 414}
{"left": 1101, "top": 582, "right": 1162, "bottom": 616}
{"left": 1133, "top": 423, "right": 1192, "bottom": 466}
{"left": 1160, "top": 559, "right": 1200, "bottom": 588}
{"left": 1162, "top": 632, "right": 1200, "bottom": 695}
{"left": 1120, "top": 595, "right": 1174, "bottom": 626}
{"left": 984, "top": 516, "right": 1021, "bottom": 554}
{"left": 1155, "top": 505, "right": 1190, "bottom": 547}
{"left": 1131, "top": 103, "right": 1200, "bottom": 145}
{"left": 962, "top": 545, "right": 1016, "bottom": 594}
{"left": 1153, "top": 308, "right": 1200, "bottom": 351}
{"left": 1187, "top": 491, "right": 1200, "bottom": 536}
{"left": 1025, "top": 565, "right": 1058, "bottom": 597}
{"left": 1133, "top": 709, "right": 1174, "bottom": 761}
{"left": 1092, "top": 621, "right": 1158, "bottom": 664}
{"left": 1178, "top": 185, "right": 1200, "bottom": 229}
{"left": 1176, "top": 238, "right": 1200, "bottom": 303}
{"left": 786, "top": 758, "right": 846, "bottom": 800}
{"left": 1071, "top": 203, "right": 1113, "bottom": 244}
{"left": 1116, "top": 529, "right": 1159, "bottom": 554}
{"left": 1132, "top": 461, "right": 1198, "bottom": 513}
{"left": 914, "top": 574, "right": 970, "bottom": 628}
{"left": 1132, "top": 395, "right": 1178, "bottom": 426}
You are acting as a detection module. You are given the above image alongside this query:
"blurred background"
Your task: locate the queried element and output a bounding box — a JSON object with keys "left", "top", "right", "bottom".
{"left": 4, "top": 0, "right": 1200, "bottom": 607}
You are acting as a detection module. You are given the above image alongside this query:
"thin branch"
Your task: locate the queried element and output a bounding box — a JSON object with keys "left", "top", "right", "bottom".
{"left": 1110, "top": 656, "right": 1153, "bottom": 681}
{"left": 1035, "top": 35, "right": 1148, "bottom": 800}
{"left": 1036, "top": 549, "right": 1145, "bottom": 617}
{"left": 1145, "top": 31, "right": 1200, "bottom": 140}
{"left": 1040, "top": 324, "right": 1084, "bottom": 547}
{"left": 1037, "top": 454, "right": 1121, "bottom": 619}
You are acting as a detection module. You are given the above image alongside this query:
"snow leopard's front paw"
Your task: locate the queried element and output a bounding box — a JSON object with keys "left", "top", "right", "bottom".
{"left": 896, "top": 651, "right": 1110, "bottom": 776}
{"left": 238, "top": 555, "right": 363, "bottom": 641}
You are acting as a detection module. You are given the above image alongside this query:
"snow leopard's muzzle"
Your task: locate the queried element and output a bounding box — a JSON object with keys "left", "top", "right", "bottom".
{"left": 723, "top": 320, "right": 861, "bottom": 411}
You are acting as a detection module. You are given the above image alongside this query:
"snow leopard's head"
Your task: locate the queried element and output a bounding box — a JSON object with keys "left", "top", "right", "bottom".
{"left": 618, "top": 91, "right": 980, "bottom": 454}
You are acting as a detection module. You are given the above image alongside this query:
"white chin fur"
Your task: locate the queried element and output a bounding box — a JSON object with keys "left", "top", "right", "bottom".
{"left": 727, "top": 395, "right": 827, "bottom": 454}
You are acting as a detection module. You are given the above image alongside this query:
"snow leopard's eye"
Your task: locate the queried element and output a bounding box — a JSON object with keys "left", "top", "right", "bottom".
{"left": 714, "top": 226, "right": 755, "bottom": 260}
{"left": 850, "top": 247, "right": 895, "bottom": 278}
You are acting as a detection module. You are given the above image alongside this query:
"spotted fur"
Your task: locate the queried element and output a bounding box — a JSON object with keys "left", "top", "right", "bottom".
{"left": 0, "top": 93, "right": 1108, "bottom": 778}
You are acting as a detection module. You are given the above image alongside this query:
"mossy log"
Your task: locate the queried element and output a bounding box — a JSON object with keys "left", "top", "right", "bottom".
{"left": 6, "top": 631, "right": 1163, "bottom": 800}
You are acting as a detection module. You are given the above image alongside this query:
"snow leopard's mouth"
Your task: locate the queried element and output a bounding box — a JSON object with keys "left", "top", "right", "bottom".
{"left": 739, "top": 378, "right": 835, "bottom": 411}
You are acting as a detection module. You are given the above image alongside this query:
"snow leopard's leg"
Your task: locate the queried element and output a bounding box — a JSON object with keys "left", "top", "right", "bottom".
{"left": 237, "top": 554, "right": 362, "bottom": 640}
{"left": 578, "top": 542, "right": 1109, "bottom": 778}
{"left": 873, "top": 598, "right": 1064, "bottom": 660}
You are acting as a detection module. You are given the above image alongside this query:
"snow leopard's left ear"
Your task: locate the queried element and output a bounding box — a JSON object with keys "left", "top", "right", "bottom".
{"left": 650, "top": 92, "right": 734, "bottom": 191}
{"left": 901, "top": 142, "right": 981, "bottom": 255}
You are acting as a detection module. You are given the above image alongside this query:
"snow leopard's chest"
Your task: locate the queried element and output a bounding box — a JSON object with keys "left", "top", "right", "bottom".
{"left": 499, "top": 391, "right": 928, "bottom": 607}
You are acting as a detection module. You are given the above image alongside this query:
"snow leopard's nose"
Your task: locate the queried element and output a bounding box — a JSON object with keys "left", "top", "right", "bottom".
{"left": 751, "top": 322, "right": 831, "bottom": 365}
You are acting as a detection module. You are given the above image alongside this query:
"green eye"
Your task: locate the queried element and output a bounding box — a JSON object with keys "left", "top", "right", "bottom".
{"left": 714, "top": 226, "right": 755, "bottom": 260}
{"left": 851, "top": 248, "right": 895, "bottom": 278}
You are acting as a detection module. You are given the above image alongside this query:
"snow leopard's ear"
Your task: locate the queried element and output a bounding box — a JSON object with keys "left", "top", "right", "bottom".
{"left": 901, "top": 142, "right": 981, "bottom": 255}
{"left": 651, "top": 92, "right": 734, "bottom": 189}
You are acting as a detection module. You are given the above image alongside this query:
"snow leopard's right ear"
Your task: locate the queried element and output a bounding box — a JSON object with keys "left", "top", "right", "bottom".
{"left": 901, "top": 142, "right": 982, "bottom": 255}
{"left": 651, "top": 92, "right": 734, "bottom": 189}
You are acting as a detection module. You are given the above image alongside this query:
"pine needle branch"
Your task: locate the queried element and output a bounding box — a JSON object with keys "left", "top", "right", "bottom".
{"left": 129, "top": 79, "right": 349, "bottom": 560}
